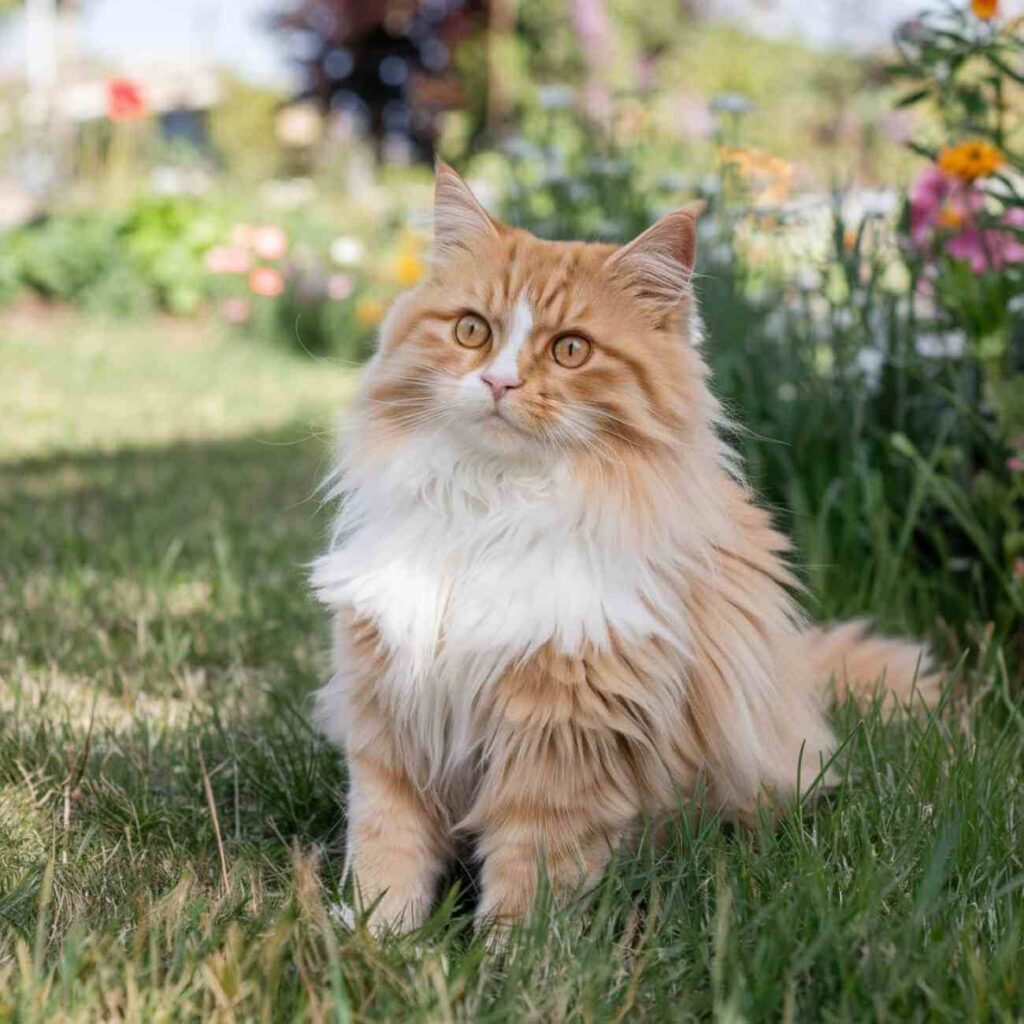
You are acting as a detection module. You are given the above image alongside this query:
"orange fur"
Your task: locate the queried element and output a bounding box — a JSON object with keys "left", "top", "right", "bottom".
{"left": 312, "top": 164, "right": 941, "bottom": 934}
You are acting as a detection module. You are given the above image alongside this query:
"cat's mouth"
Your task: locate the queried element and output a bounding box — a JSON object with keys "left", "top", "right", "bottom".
{"left": 482, "top": 405, "right": 531, "bottom": 437}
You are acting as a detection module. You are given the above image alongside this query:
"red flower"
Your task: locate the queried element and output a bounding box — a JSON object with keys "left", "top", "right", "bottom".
{"left": 106, "top": 78, "right": 147, "bottom": 122}
{"left": 249, "top": 267, "right": 285, "bottom": 298}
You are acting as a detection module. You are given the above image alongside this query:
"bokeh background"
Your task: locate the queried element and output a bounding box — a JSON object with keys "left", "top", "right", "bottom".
{"left": 1, "top": 2, "right": 1023, "bottom": 1018}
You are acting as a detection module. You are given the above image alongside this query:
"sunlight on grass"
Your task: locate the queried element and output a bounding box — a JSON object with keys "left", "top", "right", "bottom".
{"left": 0, "top": 309, "right": 356, "bottom": 461}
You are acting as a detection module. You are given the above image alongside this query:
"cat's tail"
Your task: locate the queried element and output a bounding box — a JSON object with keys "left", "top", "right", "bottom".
{"left": 803, "top": 618, "right": 943, "bottom": 709}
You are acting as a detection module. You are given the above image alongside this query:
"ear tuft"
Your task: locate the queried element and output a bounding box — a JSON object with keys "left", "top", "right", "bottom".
{"left": 433, "top": 161, "right": 500, "bottom": 261}
{"left": 606, "top": 203, "right": 703, "bottom": 311}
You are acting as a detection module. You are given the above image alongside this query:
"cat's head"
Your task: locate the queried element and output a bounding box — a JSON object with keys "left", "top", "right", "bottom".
{"left": 361, "top": 162, "right": 709, "bottom": 464}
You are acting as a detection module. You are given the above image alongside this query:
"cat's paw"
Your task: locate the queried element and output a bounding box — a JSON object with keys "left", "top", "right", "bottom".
{"left": 328, "top": 900, "right": 356, "bottom": 930}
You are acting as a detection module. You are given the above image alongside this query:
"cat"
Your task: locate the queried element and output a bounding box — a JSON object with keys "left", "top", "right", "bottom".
{"left": 311, "top": 162, "right": 939, "bottom": 935}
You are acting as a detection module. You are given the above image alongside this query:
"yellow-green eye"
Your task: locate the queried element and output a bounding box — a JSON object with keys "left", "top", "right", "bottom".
{"left": 454, "top": 313, "right": 491, "bottom": 349}
{"left": 551, "top": 335, "right": 592, "bottom": 369}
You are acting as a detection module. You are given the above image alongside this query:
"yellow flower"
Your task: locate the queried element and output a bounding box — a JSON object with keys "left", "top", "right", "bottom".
{"left": 971, "top": 0, "right": 998, "bottom": 20}
{"left": 937, "top": 139, "right": 1003, "bottom": 181}
{"left": 355, "top": 296, "right": 385, "bottom": 326}
{"left": 394, "top": 249, "right": 425, "bottom": 287}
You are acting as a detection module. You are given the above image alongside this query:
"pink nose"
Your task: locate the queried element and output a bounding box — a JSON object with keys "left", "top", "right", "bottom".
{"left": 481, "top": 373, "right": 522, "bottom": 403}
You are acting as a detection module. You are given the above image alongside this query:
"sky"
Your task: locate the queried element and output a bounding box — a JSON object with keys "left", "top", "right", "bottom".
{"left": 0, "top": 0, "right": 1016, "bottom": 91}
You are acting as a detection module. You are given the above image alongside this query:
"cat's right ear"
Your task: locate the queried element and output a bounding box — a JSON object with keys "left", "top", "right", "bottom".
{"left": 433, "top": 160, "right": 500, "bottom": 262}
{"left": 605, "top": 201, "right": 704, "bottom": 314}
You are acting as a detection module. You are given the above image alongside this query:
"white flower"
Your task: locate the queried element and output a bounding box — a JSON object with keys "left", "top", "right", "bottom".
{"left": 746, "top": 284, "right": 769, "bottom": 307}
{"left": 777, "top": 382, "right": 797, "bottom": 401}
{"left": 537, "top": 85, "right": 575, "bottom": 110}
{"left": 503, "top": 136, "right": 537, "bottom": 161}
{"left": 656, "top": 172, "right": 688, "bottom": 192}
{"left": 794, "top": 267, "right": 821, "bottom": 292}
{"left": 710, "top": 92, "right": 754, "bottom": 115}
{"left": 856, "top": 346, "right": 885, "bottom": 385}
{"left": 330, "top": 236, "right": 364, "bottom": 266}
{"left": 710, "top": 243, "right": 732, "bottom": 265}
{"left": 916, "top": 331, "right": 966, "bottom": 359}
{"left": 833, "top": 307, "right": 856, "bottom": 330}
{"left": 1008, "top": 293, "right": 1024, "bottom": 315}
{"left": 697, "top": 218, "right": 719, "bottom": 241}
{"left": 880, "top": 260, "right": 911, "bottom": 295}
{"left": 763, "top": 309, "right": 786, "bottom": 340}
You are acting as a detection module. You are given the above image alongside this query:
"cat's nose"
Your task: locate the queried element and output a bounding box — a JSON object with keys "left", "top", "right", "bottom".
{"left": 481, "top": 372, "right": 523, "bottom": 403}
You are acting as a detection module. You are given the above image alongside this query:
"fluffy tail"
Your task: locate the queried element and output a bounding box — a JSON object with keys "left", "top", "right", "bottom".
{"left": 804, "top": 618, "right": 943, "bottom": 709}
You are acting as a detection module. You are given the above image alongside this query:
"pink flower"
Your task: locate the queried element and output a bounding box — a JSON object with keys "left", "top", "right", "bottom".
{"left": 1015, "top": 558, "right": 1024, "bottom": 581}
{"left": 908, "top": 165, "right": 1024, "bottom": 272}
{"left": 221, "top": 297, "right": 251, "bottom": 324}
{"left": 205, "top": 245, "right": 251, "bottom": 275}
{"left": 326, "top": 273, "right": 354, "bottom": 301}
{"left": 249, "top": 266, "right": 285, "bottom": 298}
{"left": 252, "top": 225, "right": 288, "bottom": 261}
{"left": 1008, "top": 455, "right": 1024, "bottom": 472}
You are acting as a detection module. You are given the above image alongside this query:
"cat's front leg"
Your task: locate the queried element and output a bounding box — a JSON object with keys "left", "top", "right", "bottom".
{"left": 468, "top": 715, "right": 638, "bottom": 932}
{"left": 344, "top": 741, "right": 450, "bottom": 935}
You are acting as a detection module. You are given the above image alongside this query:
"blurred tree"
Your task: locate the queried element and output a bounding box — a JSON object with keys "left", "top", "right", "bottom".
{"left": 272, "top": 0, "right": 487, "bottom": 161}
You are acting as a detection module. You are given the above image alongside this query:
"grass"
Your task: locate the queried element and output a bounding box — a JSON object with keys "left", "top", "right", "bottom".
{"left": 1, "top": 306, "right": 1022, "bottom": 1022}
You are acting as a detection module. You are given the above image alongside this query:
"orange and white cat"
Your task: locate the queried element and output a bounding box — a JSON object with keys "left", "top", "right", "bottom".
{"left": 312, "top": 163, "right": 938, "bottom": 934}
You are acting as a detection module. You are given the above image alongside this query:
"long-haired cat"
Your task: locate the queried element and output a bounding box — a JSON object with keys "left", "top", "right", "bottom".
{"left": 312, "top": 163, "right": 939, "bottom": 934}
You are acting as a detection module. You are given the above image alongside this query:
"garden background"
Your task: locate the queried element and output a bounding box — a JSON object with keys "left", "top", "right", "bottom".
{"left": 1, "top": 0, "right": 1023, "bottom": 1020}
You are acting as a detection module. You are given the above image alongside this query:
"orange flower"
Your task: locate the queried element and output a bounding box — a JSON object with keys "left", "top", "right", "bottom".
{"left": 971, "top": 0, "right": 998, "bottom": 20}
{"left": 937, "top": 204, "right": 965, "bottom": 229}
{"left": 355, "top": 296, "right": 385, "bottom": 326}
{"left": 718, "top": 146, "right": 793, "bottom": 206}
{"left": 937, "top": 139, "right": 1003, "bottom": 181}
{"left": 249, "top": 266, "right": 284, "bottom": 298}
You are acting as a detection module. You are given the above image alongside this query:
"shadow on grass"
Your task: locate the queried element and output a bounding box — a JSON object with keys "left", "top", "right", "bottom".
{"left": 0, "top": 426, "right": 350, "bottom": 937}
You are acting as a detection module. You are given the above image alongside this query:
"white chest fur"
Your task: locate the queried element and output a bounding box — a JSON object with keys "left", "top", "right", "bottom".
{"left": 311, "top": 433, "right": 676, "bottom": 774}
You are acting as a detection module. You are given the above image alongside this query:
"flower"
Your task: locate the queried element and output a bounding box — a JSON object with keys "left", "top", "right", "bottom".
{"left": 355, "top": 296, "right": 385, "bottom": 326}
{"left": 1014, "top": 558, "right": 1024, "bottom": 581}
{"left": 937, "top": 140, "right": 1003, "bottom": 181}
{"left": 971, "top": 0, "right": 998, "bottom": 19}
{"left": 205, "top": 245, "right": 251, "bottom": 275}
{"left": 326, "top": 273, "right": 354, "bottom": 301}
{"left": 249, "top": 267, "right": 285, "bottom": 298}
{"left": 916, "top": 331, "right": 966, "bottom": 359}
{"left": 944, "top": 208, "right": 1024, "bottom": 272}
{"left": 393, "top": 241, "right": 425, "bottom": 287}
{"left": 330, "top": 236, "right": 364, "bottom": 267}
{"left": 221, "top": 298, "right": 251, "bottom": 324}
{"left": 536, "top": 85, "right": 575, "bottom": 111}
{"left": 908, "top": 166, "right": 1024, "bottom": 272}
{"left": 1008, "top": 455, "right": 1024, "bottom": 472}
{"left": 718, "top": 146, "right": 793, "bottom": 206}
{"left": 252, "top": 225, "right": 288, "bottom": 261}
{"left": 106, "top": 78, "right": 146, "bottom": 121}
{"left": 937, "top": 204, "right": 965, "bottom": 230}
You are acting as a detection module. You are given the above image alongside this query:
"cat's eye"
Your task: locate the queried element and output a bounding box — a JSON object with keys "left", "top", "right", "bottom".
{"left": 454, "top": 313, "right": 491, "bottom": 349}
{"left": 551, "top": 335, "right": 592, "bottom": 369}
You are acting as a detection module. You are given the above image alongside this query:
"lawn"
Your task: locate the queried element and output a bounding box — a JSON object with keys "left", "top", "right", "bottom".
{"left": 1, "top": 306, "right": 1022, "bottom": 1022}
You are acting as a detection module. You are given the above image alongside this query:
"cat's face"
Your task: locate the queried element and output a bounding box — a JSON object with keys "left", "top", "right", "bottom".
{"left": 363, "top": 164, "right": 704, "bottom": 462}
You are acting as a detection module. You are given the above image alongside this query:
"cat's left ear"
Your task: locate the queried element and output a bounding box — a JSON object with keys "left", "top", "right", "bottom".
{"left": 433, "top": 159, "right": 501, "bottom": 262}
{"left": 606, "top": 201, "right": 705, "bottom": 310}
